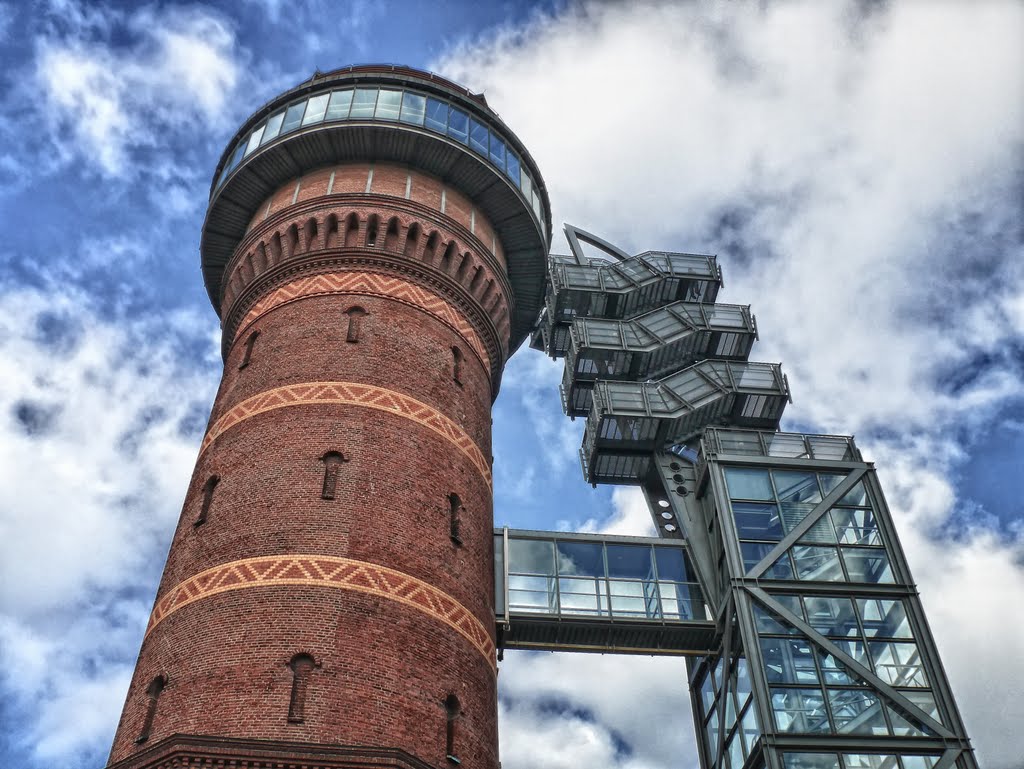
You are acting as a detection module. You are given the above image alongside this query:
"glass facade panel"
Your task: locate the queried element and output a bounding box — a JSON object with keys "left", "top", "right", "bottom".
{"left": 754, "top": 601, "right": 800, "bottom": 634}
{"left": 869, "top": 641, "right": 927, "bottom": 687}
{"left": 489, "top": 133, "right": 506, "bottom": 167}
{"left": 374, "top": 89, "right": 402, "bottom": 120}
{"left": 771, "top": 687, "right": 829, "bottom": 732}
{"left": 508, "top": 538, "right": 556, "bottom": 575}
{"left": 843, "top": 756, "right": 899, "bottom": 769}
{"left": 829, "top": 689, "right": 888, "bottom": 735}
{"left": 785, "top": 502, "right": 837, "bottom": 543}
{"left": 557, "top": 541, "right": 604, "bottom": 576}
{"left": 469, "top": 118, "right": 489, "bottom": 155}
{"left": 725, "top": 467, "right": 774, "bottom": 500}
{"left": 901, "top": 690, "right": 941, "bottom": 722}
{"left": 244, "top": 125, "right": 265, "bottom": 156}
{"left": 831, "top": 508, "right": 883, "bottom": 546}
{"left": 792, "top": 546, "right": 844, "bottom": 581}
{"left": 506, "top": 150, "right": 522, "bottom": 185}
{"left": 728, "top": 731, "right": 744, "bottom": 769}
{"left": 818, "top": 473, "right": 847, "bottom": 496}
{"left": 424, "top": 97, "right": 448, "bottom": 131}
{"left": 606, "top": 544, "right": 654, "bottom": 578}
{"left": 783, "top": 755, "right": 841, "bottom": 769}
{"left": 701, "top": 668, "right": 717, "bottom": 713}
{"left": 800, "top": 596, "right": 856, "bottom": 636}
{"left": 842, "top": 548, "right": 894, "bottom": 583}
{"left": 326, "top": 89, "right": 353, "bottom": 120}
{"left": 740, "top": 703, "right": 759, "bottom": 755}
{"left": 350, "top": 88, "right": 378, "bottom": 118}
{"left": 447, "top": 107, "right": 469, "bottom": 143}
{"left": 857, "top": 599, "right": 911, "bottom": 638}
{"left": 398, "top": 91, "right": 425, "bottom": 124}
{"left": 301, "top": 93, "right": 329, "bottom": 125}
{"left": 774, "top": 471, "right": 822, "bottom": 503}
{"left": 838, "top": 481, "right": 869, "bottom": 506}
{"left": 281, "top": 101, "right": 307, "bottom": 133}
{"left": 507, "top": 574, "right": 554, "bottom": 613}
{"left": 740, "top": 541, "right": 794, "bottom": 577}
{"left": 734, "top": 502, "right": 784, "bottom": 540}
{"left": 260, "top": 112, "right": 285, "bottom": 148}
{"left": 901, "top": 757, "right": 939, "bottom": 769}
{"left": 761, "top": 638, "right": 819, "bottom": 684}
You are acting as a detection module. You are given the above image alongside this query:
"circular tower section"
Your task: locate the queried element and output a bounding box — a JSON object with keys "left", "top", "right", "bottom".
{"left": 107, "top": 65, "right": 550, "bottom": 769}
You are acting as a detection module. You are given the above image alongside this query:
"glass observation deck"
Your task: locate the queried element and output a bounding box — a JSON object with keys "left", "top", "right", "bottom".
{"left": 495, "top": 529, "right": 716, "bottom": 655}
{"left": 580, "top": 361, "right": 790, "bottom": 485}
{"left": 561, "top": 302, "right": 757, "bottom": 416}
{"left": 533, "top": 251, "right": 723, "bottom": 357}
{"left": 214, "top": 82, "right": 546, "bottom": 230}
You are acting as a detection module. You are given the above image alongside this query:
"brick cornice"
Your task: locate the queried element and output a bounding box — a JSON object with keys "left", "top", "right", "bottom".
{"left": 107, "top": 733, "right": 438, "bottom": 769}
{"left": 229, "top": 192, "right": 511, "bottom": 297}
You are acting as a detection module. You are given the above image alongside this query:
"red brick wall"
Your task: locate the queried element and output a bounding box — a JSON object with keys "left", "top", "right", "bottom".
{"left": 107, "top": 167, "right": 509, "bottom": 768}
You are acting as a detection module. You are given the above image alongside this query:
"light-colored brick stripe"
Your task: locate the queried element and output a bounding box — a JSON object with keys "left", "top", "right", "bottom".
{"left": 146, "top": 555, "right": 496, "bottom": 668}
{"left": 234, "top": 271, "right": 491, "bottom": 371}
{"left": 200, "top": 381, "right": 491, "bottom": 486}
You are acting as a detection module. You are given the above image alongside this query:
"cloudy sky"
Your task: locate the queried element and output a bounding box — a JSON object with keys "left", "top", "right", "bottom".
{"left": 0, "top": 1, "right": 1021, "bottom": 768}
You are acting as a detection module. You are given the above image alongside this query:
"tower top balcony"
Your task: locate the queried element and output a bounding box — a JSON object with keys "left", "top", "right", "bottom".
{"left": 201, "top": 64, "right": 552, "bottom": 353}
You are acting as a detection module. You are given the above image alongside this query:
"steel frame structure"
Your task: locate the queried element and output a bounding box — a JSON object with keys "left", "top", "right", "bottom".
{"left": 522, "top": 224, "right": 977, "bottom": 769}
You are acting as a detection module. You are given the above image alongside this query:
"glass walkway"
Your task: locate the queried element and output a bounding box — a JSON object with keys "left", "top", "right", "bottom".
{"left": 495, "top": 528, "right": 717, "bottom": 655}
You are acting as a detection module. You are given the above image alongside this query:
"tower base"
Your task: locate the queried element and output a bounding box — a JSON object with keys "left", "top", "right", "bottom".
{"left": 107, "top": 734, "right": 437, "bottom": 769}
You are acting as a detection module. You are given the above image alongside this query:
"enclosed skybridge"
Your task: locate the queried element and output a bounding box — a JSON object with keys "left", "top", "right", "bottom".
{"left": 494, "top": 528, "right": 717, "bottom": 656}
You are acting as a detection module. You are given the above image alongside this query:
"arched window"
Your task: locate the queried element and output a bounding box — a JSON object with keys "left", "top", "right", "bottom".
{"left": 135, "top": 674, "right": 167, "bottom": 743}
{"left": 239, "top": 329, "right": 259, "bottom": 370}
{"left": 321, "top": 451, "right": 347, "bottom": 500}
{"left": 344, "top": 306, "right": 367, "bottom": 344}
{"left": 444, "top": 693, "right": 461, "bottom": 762}
{"left": 451, "top": 346, "right": 463, "bottom": 385}
{"left": 448, "top": 493, "right": 462, "bottom": 546}
{"left": 366, "top": 214, "right": 379, "bottom": 247}
{"left": 195, "top": 475, "right": 219, "bottom": 526}
{"left": 287, "top": 654, "right": 316, "bottom": 723}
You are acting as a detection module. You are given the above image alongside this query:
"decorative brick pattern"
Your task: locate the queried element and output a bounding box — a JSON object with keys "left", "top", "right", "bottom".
{"left": 235, "top": 271, "right": 491, "bottom": 371}
{"left": 199, "top": 381, "right": 492, "bottom": 486}
{"left": 146, "top": 554, "right": 496, "bottom": 666}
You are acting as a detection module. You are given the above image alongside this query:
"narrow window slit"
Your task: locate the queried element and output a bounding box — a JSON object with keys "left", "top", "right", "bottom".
{"left": 445, "top": 693, "right": 461, "bottom": 763}
{"left": 448, "top": 493, "right": 462, "bottom": 545}
{"left": 195, "top": 475, "right": 220, "bottom": 526}
{"left": 287, "top": 654, "right": 316, "bottom": 723}
{"left": 344, "top": 306, "right": 367, "bottom": 343}
{"left": 321, "top": 452, "right": 347, "bottom": 500}
{"left": 451, "top": 346, "right": 463, "bottom": 385}
{"left": 239, "top": 330, "right": 259, "bottom": 369}
{"left": 135, "top": 675, "right": 166, "bottom": 743}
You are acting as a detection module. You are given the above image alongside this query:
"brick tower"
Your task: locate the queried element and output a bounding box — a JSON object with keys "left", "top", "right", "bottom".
{"left": 107, "top": 66, "right": 550, "bottom": 769}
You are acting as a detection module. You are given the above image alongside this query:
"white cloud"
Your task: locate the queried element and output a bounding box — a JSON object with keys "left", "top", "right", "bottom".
{"left": 440, "top": 2, "right": 1024, "bottom": 767}
{"left": 0, "top": 283, "right": 218, "bottom": 763}
{"left": 33, "top": 4, "right": 244, "bottom": 177}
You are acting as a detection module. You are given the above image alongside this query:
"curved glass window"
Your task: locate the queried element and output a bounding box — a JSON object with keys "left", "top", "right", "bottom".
{"left": 281, "top": 101, "right": 306, "bottom": 133}
{"left": 215, "top": 84, "right": 545, "bottom": 230}
{"left": 375, "top": 89, "right": 402, "bottom": 120}
{"left": 302, "top": 93, "right": 329, "bottom": 125}
{"left": 399, "top": 92, "right": 425, "bottom": 125}
{"left": 326, "top": 90, "right": 353, "bottom": 120}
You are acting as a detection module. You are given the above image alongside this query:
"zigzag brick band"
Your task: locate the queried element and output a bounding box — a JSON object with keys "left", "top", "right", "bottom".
{"left": 200, "top": 381, "right": 492, "bottom": 486}
{"left": 234, "top": 271, "right": 492, "bottom": 371}
{"left": 146, "top": 555, "right": 496, "bottom": 667}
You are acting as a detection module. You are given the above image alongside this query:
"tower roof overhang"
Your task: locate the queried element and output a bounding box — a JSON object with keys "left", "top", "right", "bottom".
{"left": 201, "top": 65, "right": 552, "bottom": 353}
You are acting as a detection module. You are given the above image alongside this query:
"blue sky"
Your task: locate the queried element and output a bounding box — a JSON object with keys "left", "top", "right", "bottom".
{"left": 0, "top": 1, "right": 1022, "bottom": 768}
